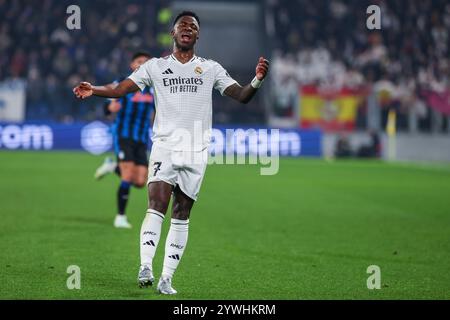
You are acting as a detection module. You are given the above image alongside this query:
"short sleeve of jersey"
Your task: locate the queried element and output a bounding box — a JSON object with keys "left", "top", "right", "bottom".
{"left": 213, "top": 62, "right": 238, "bottom": 96}
{"left": 128, "top": 59, "right": 153, "bottom": 91}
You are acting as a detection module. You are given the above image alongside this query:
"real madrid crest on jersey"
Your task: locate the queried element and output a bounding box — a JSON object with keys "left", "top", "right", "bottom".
{"left": 194, "top": 66, "right": 203, "bottom": 75}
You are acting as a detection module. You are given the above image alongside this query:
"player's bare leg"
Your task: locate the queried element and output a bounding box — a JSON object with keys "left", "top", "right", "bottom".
{"left": 133, "top": 165, "right": 148, "bottom": 188}
{"left": 113, "top": 161, "right": 135, "bottom": 228}
{"left": 138, "top": 181, "right": 173, "bottom": 287}
{"left": 158, "top": 186, "right": 194, "bottom": 295}
{"left": 119, "top": 161, "right": 135, "bottom": 181}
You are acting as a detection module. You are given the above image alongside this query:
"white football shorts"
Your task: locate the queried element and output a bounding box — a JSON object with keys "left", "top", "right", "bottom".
{"left": 147, "top": 144, "right": 208, "bottom": 201}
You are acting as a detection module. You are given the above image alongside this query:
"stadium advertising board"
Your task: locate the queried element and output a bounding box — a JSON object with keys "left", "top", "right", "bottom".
{"left": 0, "top": 122, "right": 322, "bottom": 157}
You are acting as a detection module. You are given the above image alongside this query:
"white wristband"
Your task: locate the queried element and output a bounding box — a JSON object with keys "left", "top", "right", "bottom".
{"left": 251, "top": 76, "right": 264, "bottom": 89}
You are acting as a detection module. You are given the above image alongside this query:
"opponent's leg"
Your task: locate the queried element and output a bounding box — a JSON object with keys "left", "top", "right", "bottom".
{"left": 158, "top": 186, "right": 194, "bottom": 295}
{"left": 138, "top": 181, "right": 173, "bottom": 287}
{"left": 133, "top": 165, "right": 148, "bottom": 189}
{"left": 114, "top": 161, "right": 134, "bottom": 228}
{"left": 132, "top": 141, "right": 149, "bottom": 188}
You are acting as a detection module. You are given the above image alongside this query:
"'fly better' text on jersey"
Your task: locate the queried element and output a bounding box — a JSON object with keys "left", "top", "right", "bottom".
{"left": 128, "top": 55, "right": 237, "bottom": 151}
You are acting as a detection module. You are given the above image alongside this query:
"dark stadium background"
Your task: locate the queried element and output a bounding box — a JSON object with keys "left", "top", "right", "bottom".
{"left": 2, "top": 0, "right": 448, "bottom": 131}
{"left": 0, "top": 0, "right": 449, "bottom": 301}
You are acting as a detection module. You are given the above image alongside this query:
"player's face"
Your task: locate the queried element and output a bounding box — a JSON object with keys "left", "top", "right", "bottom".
{"left": 172, "top": 16, "right": 200, "bottom": 51}
{"left": 130, "top": 56, "right": 149, "bottom": 71}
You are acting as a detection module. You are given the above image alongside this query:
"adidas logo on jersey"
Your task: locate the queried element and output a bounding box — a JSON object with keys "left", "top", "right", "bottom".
{"left": 162, "top": 68, "right": 174, "bottom": 74}
{"left": 168, "top": 254, "right": 180, "bottom": 260}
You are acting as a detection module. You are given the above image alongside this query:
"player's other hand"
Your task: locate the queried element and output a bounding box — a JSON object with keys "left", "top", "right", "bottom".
{"left": 255, "top": 57, "right": 269, "bottom": 80}
{"left": 73, "top": 82, "right": 93, "bottom": 99}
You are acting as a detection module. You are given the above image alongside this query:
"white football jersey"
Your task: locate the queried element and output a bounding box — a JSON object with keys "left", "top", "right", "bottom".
{"left": 128, "top": 54, "right": 237, "bottom": 151}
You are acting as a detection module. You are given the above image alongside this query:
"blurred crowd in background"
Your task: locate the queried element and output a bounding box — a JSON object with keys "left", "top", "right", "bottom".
{"left": 1, "top": 0, "right": 449, "bottom": 131}
{"left": 267, "top": 0, "right": 450, "bottom": 132}
{"left": 0, "top": 0, "right": 172, "bottom": 122}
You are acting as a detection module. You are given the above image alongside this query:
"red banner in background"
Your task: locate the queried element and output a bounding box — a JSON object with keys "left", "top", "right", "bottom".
{"left": 299, "top": 85, "right": 365, "bottom": 132}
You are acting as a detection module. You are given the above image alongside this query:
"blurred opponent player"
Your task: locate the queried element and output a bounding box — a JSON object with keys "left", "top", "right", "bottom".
{"left": 73, "top": 11, "right": 269, "bottom": 294}
{"left": 94, "top": 52, "right": 155, "bottom": 228}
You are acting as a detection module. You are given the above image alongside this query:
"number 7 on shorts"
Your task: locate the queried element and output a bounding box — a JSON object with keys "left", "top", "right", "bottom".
{"left": 153, "top": 161, "right": 162, "bottom": 176}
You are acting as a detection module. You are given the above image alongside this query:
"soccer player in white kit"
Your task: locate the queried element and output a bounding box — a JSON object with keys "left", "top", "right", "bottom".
{"left": 73, "top": 11, "right": 269, "bottom": 295}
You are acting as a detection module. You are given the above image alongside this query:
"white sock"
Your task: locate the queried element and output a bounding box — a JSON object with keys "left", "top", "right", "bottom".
{"left": 140, "top": 209, "right": 165, "bottom": 270}
{"left": 161, "top": 218, "right": 189, "bottom": 279}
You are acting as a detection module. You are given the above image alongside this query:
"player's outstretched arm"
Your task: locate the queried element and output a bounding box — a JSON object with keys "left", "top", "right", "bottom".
{"left": 223, "top": 57, "right": 269, "bottom": 104}
{"left": 73, "top": 79, "right": 140, "bottom": 99}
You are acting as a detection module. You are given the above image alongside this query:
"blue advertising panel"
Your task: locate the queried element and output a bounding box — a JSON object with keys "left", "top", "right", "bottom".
{"left": 0, "top": 122, "right": 322, "bottom": 157}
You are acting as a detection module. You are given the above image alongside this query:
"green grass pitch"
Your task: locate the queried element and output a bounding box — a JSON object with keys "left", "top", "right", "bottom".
{"left": 0, "top": 151, "right": 449, "bottom": 299}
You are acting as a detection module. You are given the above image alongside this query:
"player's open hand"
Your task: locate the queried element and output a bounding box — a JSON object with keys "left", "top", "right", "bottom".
{"left": 73, "top": 82, "right": 93, "bottom": 99}
{"left": 256, "top": 57, "right": 270, "bottom": 80}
